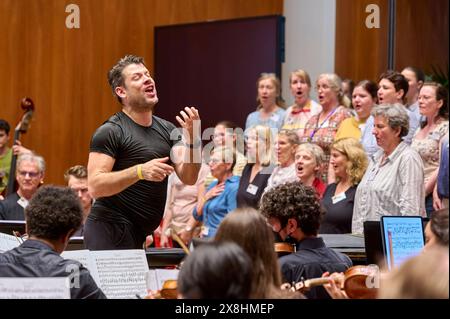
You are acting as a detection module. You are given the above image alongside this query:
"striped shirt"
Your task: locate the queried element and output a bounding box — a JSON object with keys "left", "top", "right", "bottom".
{"left": 352, "top": 142, "right": 426, "bottom": 234}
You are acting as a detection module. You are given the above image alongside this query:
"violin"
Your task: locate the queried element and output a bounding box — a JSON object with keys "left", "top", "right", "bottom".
{"left": 281, "top": 265, "right": 379, "bottom": 299}
{"left": 4, "top": 98, "right": 35, "bottom": 197}
{"left": 146, "top": 279, "right": 178, "bottom": 299}
{"left": 274, "top": 242, "right": 295, "bottom": 257}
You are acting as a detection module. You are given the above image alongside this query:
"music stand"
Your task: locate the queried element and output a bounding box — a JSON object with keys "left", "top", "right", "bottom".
{"left": 0, "top": 220, "right": 26, "bottom": 236}
{"left": 66, "top": 236, "right": 85, "bottom": 251}
{"left": 145, "top": 248, "right": 186, "bottom": 268}
{"left": 363, "top": 221, "right": 385, "bottom": 268}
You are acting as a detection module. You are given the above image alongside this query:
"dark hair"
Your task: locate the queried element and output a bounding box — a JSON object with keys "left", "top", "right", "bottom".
{"left": 178, "top": 242, "right": 253, "bottom": 299}
{"left": 0, "top": 119, "right": 10, "bottom": 135}
{"left": 342, "top": 79, "right": 355, "bottom": 95}
{"left": 215, "top": 208, "right": 282, "bottom": 298}
{"left": 25, "top": 186, "right": 83, "bottom": 240}
{"left": 379, "top": 70, "right": 409, "bottom": 103}
{"left": 107, "top": 55, "right": 145, "bottom": 104}
{"left": 64, "top": 165, "right": 87, "bottom": 182}
{"left": 430, "top": 209, "right": 449, "bottom": 246}
{"left": 355, "top": 80, "right": 379, "bottom": 102}
{"left": 260, "top": 181, "right": 324, "bottom": 236}
{"left": 403, "top": 66, "right": 425, "bottom": 83}
{"left": 422, "top": 82, "right": 449, "bottom": 122}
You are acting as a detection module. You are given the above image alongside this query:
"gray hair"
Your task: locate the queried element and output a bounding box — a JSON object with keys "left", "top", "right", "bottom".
{"left": 296, "top": 143, "right": 326, "bottom": 165}
{"left": 17, "top": 153, "right": 46, "bottom": 173}
{"left": 371, "top": 103, "right": 409, "bottom": 138}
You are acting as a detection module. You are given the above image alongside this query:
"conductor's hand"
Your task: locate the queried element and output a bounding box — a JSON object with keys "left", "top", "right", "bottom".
{"left": 141, "top": 157, "right": 174, "bottom": 182}
{"left": 176, "top": 107, "right": 200, "bottom": 144}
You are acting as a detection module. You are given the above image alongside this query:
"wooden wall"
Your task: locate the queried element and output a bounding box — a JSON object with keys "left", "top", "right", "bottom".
{"left": 0, "top": 0, "right": 283, "bottom": 186}
{"left": 335, "top": 0, "right": 449, "bottom": 83}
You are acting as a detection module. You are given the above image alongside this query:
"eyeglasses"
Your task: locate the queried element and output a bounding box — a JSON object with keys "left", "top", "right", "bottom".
{"left": 18, "top": 171, "right": 40, "bottom": 178}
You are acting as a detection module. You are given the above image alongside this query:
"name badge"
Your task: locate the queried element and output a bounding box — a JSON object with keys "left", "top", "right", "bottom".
{"left": 246, "top": 184, "right": 259, "bottom": 195}
{"left": 17, "top": 197, "right": 29, "bottom": 209}
{"left": 332, "top": 192, "right": 346, "bottom": 204}
{"left": 201, "top": 226, "right": 209, "bottom": 237}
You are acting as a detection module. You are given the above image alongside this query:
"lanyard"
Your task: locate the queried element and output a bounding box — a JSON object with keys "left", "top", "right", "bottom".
{"left": 309, "top": 107, "right": 339, "bottom": 140}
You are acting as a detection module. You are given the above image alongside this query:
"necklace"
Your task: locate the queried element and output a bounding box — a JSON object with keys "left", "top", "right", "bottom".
{"left": 309, "top": 107, "right": 339, "bottom": 140}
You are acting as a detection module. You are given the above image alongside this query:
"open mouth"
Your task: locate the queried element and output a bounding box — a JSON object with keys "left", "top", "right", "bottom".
{"left": 144, "top": 86, "right": 155, "bottom": 96}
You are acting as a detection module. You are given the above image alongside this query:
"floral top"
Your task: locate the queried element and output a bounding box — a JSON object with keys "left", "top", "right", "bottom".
{"left": 302, "top": 106, "right": 352, "bottom": 181}
{"left": 282, "top": 100, "right": 322, "bottom": 138}
{"left": 411, "top": 120, "right": 449, "bottom": 184}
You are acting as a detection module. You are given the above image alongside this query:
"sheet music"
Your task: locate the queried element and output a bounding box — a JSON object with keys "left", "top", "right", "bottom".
{"left": 383, "top": 217, "right": 424, "bottom": 269}
{"left": 0, "top": 232, "right": 21, "bottom": 253}
{"left": 0, "top": 277, "right": 70, "bottom": 299}
{"left": 93, "top": 250, "right": 148, "bottom": 299}
{"left": 62, "top": 249, "right": 148, "bottom": 299}
{"left": 61, "top": 249, "right": 92, "bottom": 269}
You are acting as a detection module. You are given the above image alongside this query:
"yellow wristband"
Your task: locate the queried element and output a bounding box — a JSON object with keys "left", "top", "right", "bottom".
{"left": 136, "top": 164, "right": 144, "bottom": 180}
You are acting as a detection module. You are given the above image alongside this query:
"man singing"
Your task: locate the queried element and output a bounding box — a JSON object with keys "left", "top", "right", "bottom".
{"left": 85, "top": 55, "right": 201, "bottom": 250}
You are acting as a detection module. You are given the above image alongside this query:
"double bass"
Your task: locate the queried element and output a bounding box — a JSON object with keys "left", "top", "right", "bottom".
{"left": 4, "top": 98, "right": 35, "bottom": 197}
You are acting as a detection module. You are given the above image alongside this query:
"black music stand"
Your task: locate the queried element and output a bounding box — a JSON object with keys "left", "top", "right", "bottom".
{"left": 0, "top": 220, "right": 26, "bottom": 236}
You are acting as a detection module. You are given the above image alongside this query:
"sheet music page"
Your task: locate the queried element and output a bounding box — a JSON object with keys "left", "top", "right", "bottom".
{"left": 61, "top": 249, "right": 99, "bottom": 282}
{"left": 146, "top": 268, "right": 179, "bottom": 291}
{"left": 146, "top": 269, "right": 158, "bottom": 291}
{"left": 0, "top": 232, "right": 21, "bottom": 253}
{"left": 383, "top": 217, "right": 424, "bottom": 269}
{"left": 92, "top": 249, "right": 148, "bottom": 299}
{"left": 0, "top": 277, "right": 70, "bottom": 299}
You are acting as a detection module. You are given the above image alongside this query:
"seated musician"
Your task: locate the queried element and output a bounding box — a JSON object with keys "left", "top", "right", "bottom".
{"left": 64, "top": 165, "right": 93, "bottom": 236}
{"left": 0, "top": 185, "right": 106, "bottom": 299}
{"left": 260, "top": 181, "right": 352, "bottom": 299}
{"left": 0, "top": 118, "right": 32, "bottom": 196}
{"left": 0, "top": 153, "right": 44, "bottom": 220}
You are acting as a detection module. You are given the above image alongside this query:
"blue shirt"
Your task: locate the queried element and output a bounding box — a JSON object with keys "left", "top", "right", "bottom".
{"left": 437, "top": 135, "right": 449, "bottom": 199}
{"left": 193, "top": 175, "right": 240, "bottom": 238}
{"left": 360, "top": 116, "right": 380, "bottom": 158}
{"left": 245, "top": 108, "right": 286, "bottom": 132}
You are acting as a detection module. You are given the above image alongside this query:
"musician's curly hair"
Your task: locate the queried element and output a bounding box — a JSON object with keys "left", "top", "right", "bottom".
{"left": 260, "top": 181, "right": 324, "bottom": 236}
{"left": 25, "top": 186, "right": 82, "bottom": 240}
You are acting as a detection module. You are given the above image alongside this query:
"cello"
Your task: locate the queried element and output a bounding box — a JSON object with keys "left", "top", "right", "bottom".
{"left": 4, "top": 98, "right": 35, "bottom": 197}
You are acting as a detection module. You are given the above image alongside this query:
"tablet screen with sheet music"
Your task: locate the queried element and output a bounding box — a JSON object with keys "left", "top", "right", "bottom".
{"left": 381, "top": 216, "right": 425, "bottom": 271}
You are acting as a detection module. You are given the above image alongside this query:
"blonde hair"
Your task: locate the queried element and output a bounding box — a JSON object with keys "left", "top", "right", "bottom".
{"left": 256, "top": 73, "right": 285, "bottom": 109}
{"left": 290, "top": 69, "right": 311, "bottom": 88}
{"left": 215, "top": 208, "right": 282, "bottom": 299}
{"left": 331, "top": 138, "right": 368, "bottom": 185}
{"left": 317, "top": 73, "right": 351, "bottom": 108}
{"left": 250, "top": 125, "right": 275, "bottom": 167}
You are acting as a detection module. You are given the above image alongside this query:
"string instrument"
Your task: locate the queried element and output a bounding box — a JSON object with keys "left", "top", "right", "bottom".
{"left": 274, "top": 242, "right": 295, "bottom": 257}
{"left": 281, "top": 265, "right": 379, "bottom": 299}
{"left": 144, "top": 279, "right": 178, "bottom": 299}
{"left": 4, "top": 98, "right": 35, "bottom": 197}
{"left": 144, "top": 228, "right": 187, "bottom": 299}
